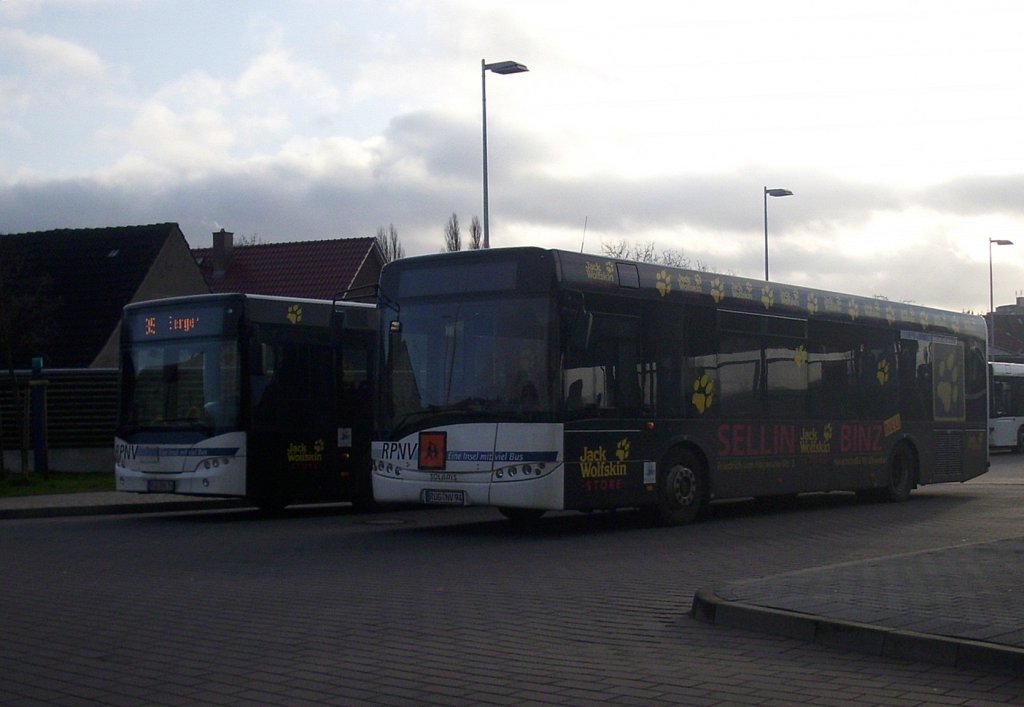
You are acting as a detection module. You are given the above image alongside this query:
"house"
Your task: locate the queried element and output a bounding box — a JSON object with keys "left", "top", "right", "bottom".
{"left": 0, "top": 224, "right": 385, "bottom": 472}
{"left": 0, "top": 223, "right": 210, "bottom": 471}
{"left": 192, "top": 230, "right": 384, "bottom": 301}
{"left": 0, "top": 223, "right": 209, "bottom": 369}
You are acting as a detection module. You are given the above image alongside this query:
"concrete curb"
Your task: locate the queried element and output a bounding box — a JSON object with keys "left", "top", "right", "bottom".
{"left": 691, "top": 585, "right": 1024, "bottom": 676}
{"left": 0, "top": 499, "right": 246, "bottom": 520}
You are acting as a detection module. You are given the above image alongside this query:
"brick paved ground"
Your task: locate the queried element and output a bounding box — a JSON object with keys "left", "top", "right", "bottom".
{"left": 1, "top": 463, "right": 1024, "bottom": 705}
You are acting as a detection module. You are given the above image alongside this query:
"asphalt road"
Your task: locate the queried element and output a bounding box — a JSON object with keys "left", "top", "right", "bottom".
{"left": 2, "top": 456, "right": 1024, "bottom": 705}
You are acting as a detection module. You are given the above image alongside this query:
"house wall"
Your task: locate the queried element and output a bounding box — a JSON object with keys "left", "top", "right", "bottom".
{"left": 91, "top": 227, "right": 209, "bottom": 368}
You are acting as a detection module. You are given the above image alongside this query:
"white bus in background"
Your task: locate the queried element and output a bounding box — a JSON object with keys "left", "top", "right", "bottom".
{"left": 989, "top": 362, "right": 1024, "bottom": 452}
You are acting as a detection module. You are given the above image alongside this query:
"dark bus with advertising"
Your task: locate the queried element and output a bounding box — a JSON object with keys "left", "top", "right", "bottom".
{"left": 115, "top": 293, "right": 377, "bottom": 510}
{"left": 370, "top": 247, "right": 989, "bottom": 525}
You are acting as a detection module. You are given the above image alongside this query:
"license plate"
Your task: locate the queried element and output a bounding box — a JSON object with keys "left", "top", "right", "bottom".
{"left": 147, "top": 479, "right": 175, "bottom": 493}
{"left": 422, "top": 489, "right": 465, "bottom": 506}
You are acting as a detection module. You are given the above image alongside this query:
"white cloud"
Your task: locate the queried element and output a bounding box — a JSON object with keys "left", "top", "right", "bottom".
{"left": 232, "top": 49, "right": 340, "bottom": 107}
{"left": 0, "top": 27, "right": 106, "bottom": 80}
{"left": 4, "top": 0, "right": 1024, "bottom": 317}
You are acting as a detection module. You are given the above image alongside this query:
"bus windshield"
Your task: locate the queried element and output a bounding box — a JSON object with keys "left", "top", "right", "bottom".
{"left": 383, "top": 295, "right": 551, "bottom": 432}
{"left": 120, "top": 338, "right": 241, "bottom": 434}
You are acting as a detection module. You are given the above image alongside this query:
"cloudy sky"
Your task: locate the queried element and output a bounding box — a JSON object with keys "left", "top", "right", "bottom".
{"left": 3, "top": 0, "right": 1024, "bottom": 313}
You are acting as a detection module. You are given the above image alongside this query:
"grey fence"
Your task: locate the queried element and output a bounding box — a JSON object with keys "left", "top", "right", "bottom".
{"left": 0, "top": 368, "right": 117, "bottom": 451}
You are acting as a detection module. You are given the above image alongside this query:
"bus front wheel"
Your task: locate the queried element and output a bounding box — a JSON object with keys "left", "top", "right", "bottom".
{"left": 651, "top": 449, "right": 706, "bottom": 526}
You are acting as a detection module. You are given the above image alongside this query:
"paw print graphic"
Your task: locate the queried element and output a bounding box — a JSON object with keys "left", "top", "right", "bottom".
{"left": 848, "top": 299, "right": 860, "bottom": 320}
{"left": 655, "top": 270, "right": 671, "bottom": 297}
{"left": 919, "top": 311, "right": 929, "bottom": 329}
{"left": 806, "top": 293, "right": 819, "bottom": 315}
{"left": 678, "top": 273, "right": 702, "bottom": 292}
{"left": 761, "top": 285, "right": 774, "bottom": 310}
{"left": 936, "top": 352, "right": 960, "bottom": 413}
{"left": 823, "top": 423, "right": 833, "bottom": 442}
{"left": 287, "top": 304, "right": 303, "bottom": 324}
{"left": 691, "top": 374, "right": 715, "bottom": 414}
{"left": 886, "top": 305, "right": 896, "bottom": 326}
{"left": 616, "top": 438, "right": 631, "bottom": 462}
{"left": 794, "top": 345, "right": 808, "bottom": 367}
{"left": 877, "top": 359, "right": 890, "bottom": 386}
{"left": 314, "top": 439, "right": 325, "bottom": 454}
{"left": 710, "top": 277, "right": 725, "bottom": 303}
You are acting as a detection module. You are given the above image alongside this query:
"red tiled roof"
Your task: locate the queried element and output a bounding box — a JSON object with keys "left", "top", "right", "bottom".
{"left": 193, "top": 237, "right": 382, "bottom": 300}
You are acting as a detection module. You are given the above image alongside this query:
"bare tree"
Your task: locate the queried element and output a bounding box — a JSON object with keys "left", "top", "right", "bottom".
{"left": 600, "top": 239, "right": 708, "bottom": 271}
{"left": 376, "top": 224, "right": 405, "bottom": 262}
{"left": 444, "top": 213, "right": 461, "bottom": 252}
{"left": 235, "top": 232, "right": 262, "bottom": 246}
{"left": 469, "top": 217, "right": 483, "bottom": 250}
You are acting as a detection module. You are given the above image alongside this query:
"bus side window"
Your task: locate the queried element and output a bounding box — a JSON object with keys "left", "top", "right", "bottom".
{"left": 897, "top": 339, "right": 932, "bottom": 422}
{"left": 964, "top": 339, "right": 987, "bottom": 422}
{"left": 682, "top": 304, "right": 717, "bottom": 419}
{"left": 339, "top": 338, "right": 373, "bottom": 416}
{"left": 562, "top": 311, "right": 642, "bottom": 416}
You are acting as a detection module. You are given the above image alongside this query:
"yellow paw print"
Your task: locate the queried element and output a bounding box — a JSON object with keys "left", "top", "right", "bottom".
{"left": 287, "top": 305, "right": 303, "bottom": 324}
{"left": 314, "top": 438, "right": 325, "bottom": 454}
{"left": 823, "top": 423, "right": 833, "bottom": 442}
{"left": 616, "top": 438, "right": 631, "bottom": 461}
{"left": 794, "top": 345, "right": 807, "bottom": 367}
{"left": 877, "top": 359, "right": 890, "bottom": 386}
{"left": 848, "top": 299, "right": 860, "bottom": 320}
{"left": 936, "top": 352, "right": 960, "bottom": 413}
{"left": 886, "top": 305, "right": 896, "bottom": 326}
{"left": 656, "top": 270, "right": 671, "bottom": 297}
{"left": 710, "top": 277, "right": 725, "bottom": 303}
{"left": 806, "top": 293, "right": 818, "bottom": 315}
{"left": 678, "top": 273, "right": 702, "bottom": 292}
{"left": 692, "top": 374, "right": 715, "bottom": 414}
{"left": 761, "top": 285, "right": 774, "bottom": 310}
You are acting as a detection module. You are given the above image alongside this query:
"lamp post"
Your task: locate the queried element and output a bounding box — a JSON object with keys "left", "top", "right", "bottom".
{"left": 482, "top": 59, "right": 528, "bottom": 249}
{"left": 989, "top": 238, "right": 1013, "bottom": 344}
{"left": 763, "top": 187, "right": 793, "bottom": 280}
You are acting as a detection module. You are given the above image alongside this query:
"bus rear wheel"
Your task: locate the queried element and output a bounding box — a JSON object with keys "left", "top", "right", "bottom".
{"left": 881, "top": 443, "right": 916, "bottom": 502}
{"left": 650, "top": 449, "right": 706, "bottom": 526}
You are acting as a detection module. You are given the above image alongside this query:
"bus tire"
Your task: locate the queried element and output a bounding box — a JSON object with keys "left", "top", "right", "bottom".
{"left": 498, "top": 507, "right": 546, "bottom": 522}
{"left": 881, "top": 443, "right": 916, "bottom": 502}
{"left": 651, "top": 448, "right": 706, "bottom": 526}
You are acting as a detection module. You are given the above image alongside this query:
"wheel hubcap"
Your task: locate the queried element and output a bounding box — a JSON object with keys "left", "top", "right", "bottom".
{"left": 667, "top": 464, "right": 696, "bottom": 508}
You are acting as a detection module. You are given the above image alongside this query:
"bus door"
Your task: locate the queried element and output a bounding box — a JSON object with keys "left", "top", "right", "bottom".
{"left": 561, "top": 305, "right": 652, "bottom": 510}
{"left": 250, "top": 326, "right": 341, "bottom": 504}
{"left": 336, "top": 329, "right": 376, "bottom": 501}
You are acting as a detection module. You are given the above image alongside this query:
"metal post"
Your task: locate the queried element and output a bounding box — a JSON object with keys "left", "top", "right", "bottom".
{"left": 482, "top": 59, "right": 490, "bottom": 249}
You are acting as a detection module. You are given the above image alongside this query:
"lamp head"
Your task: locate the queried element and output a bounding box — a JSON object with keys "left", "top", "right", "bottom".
{"left": 485, "top": 60, "right": 529, "bottom": 74}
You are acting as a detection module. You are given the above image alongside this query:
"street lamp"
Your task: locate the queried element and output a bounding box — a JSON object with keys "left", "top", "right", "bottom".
{"left": 989, "top": 238, "right": 1013, "bottom": 343}
{"left": 482, "top": 59, "right": 528, "bottom": 249}
{"left": 763, "top": 187, "right": 793, "bottom": 281}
